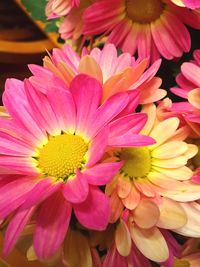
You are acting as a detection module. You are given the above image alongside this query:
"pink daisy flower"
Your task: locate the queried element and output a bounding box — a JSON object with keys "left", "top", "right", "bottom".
{"left": 29, "top": 44, "right": 166, "bottom": 103}
{"left": 171, "top": 50, "right": 200, "bottom": 137}
{"left": 59, "top": 0, "right": 91, "bottom": 41}
{"left": 83, "top": 0, "right": 200, "bottom": 63}
{"left": 0, "top": 74, "right": 153, "bottom": 259}
{"left": 45, "top": 0, "right": 80, "bottom": 19}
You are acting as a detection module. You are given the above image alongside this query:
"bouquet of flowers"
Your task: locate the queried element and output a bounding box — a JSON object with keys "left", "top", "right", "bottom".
{"left": 1, "top": 0, "right": 200, "bottom": 266}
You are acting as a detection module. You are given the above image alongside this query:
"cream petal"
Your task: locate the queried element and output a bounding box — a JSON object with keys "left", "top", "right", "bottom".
{"left": 115, "top": 220, "right": 131, "bottom": 257}
{"left": 78, "top": 55, "right": 103, "bottom": 83}
{"left": 149, "top": 118, "right": 179, "bottom": 149}
{"left": 188, "top": 88, "right": 200, "bottom": 109}
{"left": 117, "top": 176, "right": 132, "bottom": 199}
{"left": 133, "top": 199, "right": 160, "bottom": 229}
{"left": 140, "top": 104, "right": 156, "bottom": 136}
{"left": 64, "top": 230, "right": 92, "bottom": 267}
{"left": 152, "top": 141, "right": 188, "bottom": 159}
{"left": 130, "top": 225, "right": 169, "bottom": 262}
{"left": 152, "top": 166, "right": 193, "bottom": 181}
{"left": 162, "top": 182, "right": 200, "bottom": 201}
{"left": 122, "top": 186, "right": 140, "bottom": 210}
{"left": 134, "top": 179, "right": 156, "bottom": 197}
{"left": 157, "top": 198, "right": 187, "bottom": 229}
{"left": 174, "top": 202, "right": 200, "bottom": 238}
{"left": 183, "top": 144, "right": 198, "bottom": 160}
{"left": 152, "top": 156, "right": 187, "bottom": 168}
{"left": 148, "top": 171, "right": 186, "bottom": 190}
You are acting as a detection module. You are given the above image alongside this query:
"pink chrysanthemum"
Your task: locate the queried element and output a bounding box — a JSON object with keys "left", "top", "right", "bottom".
{"left": 45, "top": 0, "right": 80, "bottom": 19}
{"left": 29, "top": 44, "right": 166, "bottom": 103}
{"left": 0, "top": 74, "right": 154, "bottom": 259}
{"left": 171, "top": 50, "right": 200, "bottom": 137}
{"left": 83, "top": 0, "right": 200, "bottom": 62}
{"left": 59, "top": 0, "right": 91, "bottom": 41}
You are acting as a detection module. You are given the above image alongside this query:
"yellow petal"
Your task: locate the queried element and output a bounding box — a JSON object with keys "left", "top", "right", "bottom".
{"left": 149, "top": 117, "right": 179, "bottom": 149}
{"left": 183, "top": 144, "right": 198, "bottom": 160}
{"left": 152, "top": 166, "right": 193, "bottom": 181}
{"left": 152, "top": 141, "right": 188, "bottom": 159}
{"left": 64, "top": 230, "right": 92, "bottom": 267}
{"left": 188, "top": 88, "right": 200, "bottom": 109}
{"left": 157, "top": 198, "right": 187, "bottom": 229}
{"left": 78, "top": 55, "right": 103, "bottom": 83}
{"left": 133, "top": 199, "right": 160, "bottom": 229}
{"left": 140, "top": 104, "right": 156, "bottom": 136}
{"left": 130, "top": 225, "right": 169, "bottom": 262}
{"left": 174, "top": 202, "right": 200, "bottom": 237}
{"left": 115, "top": 220, "right": 131, "bottom": 256}
{"left": 148, "top": 171, "right": 186, "bottom": 189}
{"left": 152, "top": 156, "right": 187, "bottom": 168}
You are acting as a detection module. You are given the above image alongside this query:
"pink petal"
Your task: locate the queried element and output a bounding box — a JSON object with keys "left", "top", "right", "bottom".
{"left": 73, "top": 186, "right": 109, "bottom": 230}
{"left": 25, "top": 80, "right": 60, "bottom": 136}
{"left": 0, "top": 178, "right": 36, "bottom": 218}
{"left": 108, "top": 133, "right": 155, "bottom": 147}
{"left": 87, "top": 92, "right": 129, "bottom": 139}
{"left": 63, "top": 170, "right": 89, "bottom": 203}
{"left": 3, "top": 206, "right": 35, "bottom": 255}
{"left": 70, "top": 74, "right": 102, "bottom": 136}
{"left": 22, "top": 178, "right": 62, "bottom": 209}
{"left": 46, "top": 86, "right": 76, "bottom": 133}
{"left": 109, "top": 113, "right": 147, "bottom": 138}
{"left": 34, "top": 191, "right": 72, "bottom": 259}
{"left": 86, "top": 126, "right": 109, "bottom": 167}
{"left": 0, "top": 131, "right": 34, "bottom": 156}
{"left": 3, "top": 79, "right": 47, "bottom": 144}
{"left": 0, "top": 156, "right": 39, "bottom": 175}
{"left": 83, "top": 161, "right": 123, "bottom": 186}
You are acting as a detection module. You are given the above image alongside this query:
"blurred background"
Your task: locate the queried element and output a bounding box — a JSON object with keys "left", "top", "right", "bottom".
{"left": 0, "top": 0, "right": 59, "bottom": 103}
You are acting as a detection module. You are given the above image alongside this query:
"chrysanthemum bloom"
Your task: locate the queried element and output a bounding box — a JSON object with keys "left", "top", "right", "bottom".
{"left": 29, "top": 44, "right": 166, "bottom": 103}
{"left": 83, "top": 0, "right": 200, "bottom": 63}
{"left": 171, "top": 50, "right": 200, "bottom": 137}
{"left": 104, "top": 218, "right": 181, "bottom": 266}
{"left": 45, "top": 0, "right": 80, "bottom": 19}
{"left": 105, "top": 103, "right": 200, "bottom": 263}
{"left": 0, "top": 74, "right": 154, "bottom": 259}
{"left": 58, "top": 0, "right": 91, "bottom": 41}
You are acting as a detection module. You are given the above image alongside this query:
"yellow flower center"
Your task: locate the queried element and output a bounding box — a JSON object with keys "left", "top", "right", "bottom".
{"left": 125, "top": 0, "right": 164, "bottom": 23}
{"left": 38, "top": 134, "right": 88, "bottom": 180}
{"left": 120, "top": 147, "right": 151, "bottom": 178}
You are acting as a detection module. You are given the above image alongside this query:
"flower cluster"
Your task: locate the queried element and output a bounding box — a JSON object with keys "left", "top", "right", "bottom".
{"left": 0, "top": 43, "right": 200, "bottom": 266}
{"left": 1, "top": 0, "right": 200, "bottom": 266}
{"left": 45, "top": 0, "right": 200, "bottom": 63}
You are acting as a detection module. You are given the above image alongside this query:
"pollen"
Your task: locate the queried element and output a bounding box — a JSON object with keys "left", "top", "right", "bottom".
{"left": 120, "top": 147, "right": 151, "bottom": 178}
{"left": 126, "top": 0, "right": 164, "bottom": 24}
{"left": 38, "top": 134, "right": 88, "bottom": 179}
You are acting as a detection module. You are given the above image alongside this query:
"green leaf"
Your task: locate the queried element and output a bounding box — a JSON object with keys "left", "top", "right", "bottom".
{"left": 45, "top": 20, "right": 59, "bottom": 32}
{"left": 21, "top": 0, "right": 47, "bottom": 22}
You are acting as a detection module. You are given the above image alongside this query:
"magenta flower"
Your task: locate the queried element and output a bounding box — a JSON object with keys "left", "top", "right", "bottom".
{"left": 83, "top": 0, "right": 200, "bottom": 63}
{"left": 0, "top": 74, "right": 154, "bottom": 260}
{"left": 171, "top": 50, "right": 200, "bottom": 137}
